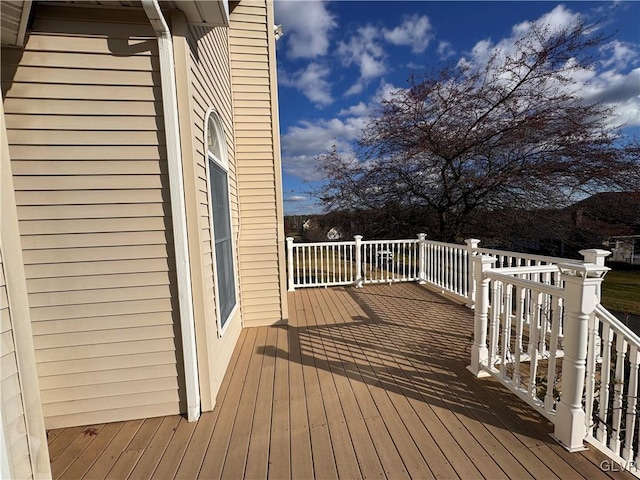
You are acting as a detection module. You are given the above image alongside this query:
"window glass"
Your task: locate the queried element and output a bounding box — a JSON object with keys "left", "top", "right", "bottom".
{"left": 207, "top": 114, "right": 236, "bottom": 329}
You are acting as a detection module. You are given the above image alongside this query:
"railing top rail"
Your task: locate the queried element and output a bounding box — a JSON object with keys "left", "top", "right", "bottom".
{"left": 424, "top": 239, "right": 468, "bottom": 249}
{"left": 595, "top": 304, "right": 640, "bottom": 349}
{"left": 476, "top": 247, "right": 577, "bottom": 265}
{"left": 492, "top": 265, "right": 559, "bottom": 275}
{"left": 290, "top": 240, "right": 356, "bottom": 247}
{"left": 486, "top": 270, "right": 564, "bottom": 296}
{"left": 361, "top": 239, "right": 419, "bottom": 245}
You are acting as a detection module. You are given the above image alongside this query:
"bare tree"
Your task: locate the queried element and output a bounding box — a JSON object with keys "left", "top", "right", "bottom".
{"left": 317, "top": 18, "right": 640, "bottom": 242}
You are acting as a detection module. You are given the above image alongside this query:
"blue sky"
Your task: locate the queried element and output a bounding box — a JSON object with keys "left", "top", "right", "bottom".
{"left": 273, "top": 1, "right": 640, "bottom": 215}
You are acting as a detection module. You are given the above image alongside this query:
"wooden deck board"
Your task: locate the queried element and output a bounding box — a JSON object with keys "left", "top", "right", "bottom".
{"left": 51, "top": 424, "right": 106, "bottom": 478}
{"left": 47, "top": 283, "right": 636, "bottom": 479}
{"left": 149, "top": 416, "right": 196, "bottom": 480}
{"left": 244, "top": 326, "right": 277, "bottom": 480}
{"left": 288, "top": 292, "right": 314, "bottom": 480}
{"left": 199, "top": 328, "right": 258, "bottom": 480}
{"left": 83, "top": 420, "right": 143, "bottom": 479}
{"left": 266, "top": 324, "right": 290, "bottom": 480}
{"left": 128, "top": 416, "right": 181, "bottom": 480}
{"left": 60, "top": 423, "right": 124, "bottom": 480}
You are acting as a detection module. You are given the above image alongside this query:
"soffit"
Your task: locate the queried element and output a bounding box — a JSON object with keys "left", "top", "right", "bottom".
{"left": 1, "top": 1, "right": 31, "bottom": 46}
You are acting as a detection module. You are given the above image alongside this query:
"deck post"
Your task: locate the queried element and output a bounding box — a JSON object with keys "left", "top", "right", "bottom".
{"left": 286, "top": 237, "right": 295, "bottom": 291}
{"left": 417, "top": 233, "right": 426, "bottom": 284}
{"left": 467, "top": 255, "right": 496, "bottom": 377}
{"left": 580, "top": 249, "right": 610, "bottom": 301}
{"left": 465, "top": 238, "right": 481, "bottom": 308}
{"left": 354, "top": 235, "right": 364, "bottom": 287}
{"left": 553, "top": 263, "right": 608, "bottom": 452}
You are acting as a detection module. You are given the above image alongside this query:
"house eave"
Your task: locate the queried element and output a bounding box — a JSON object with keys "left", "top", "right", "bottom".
{"left": 1, "top": 1, "right": 32, "bottom": 47}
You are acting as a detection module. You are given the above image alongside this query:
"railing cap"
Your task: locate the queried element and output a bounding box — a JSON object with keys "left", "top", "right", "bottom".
{"left": 579, "top": 249, "right": 611, "bottom": 266}
{"left": 472, "top": 254, "right": 497, "bottom": 266}
{"left": 558, "top": 262, "right": 609, "bottom": 280}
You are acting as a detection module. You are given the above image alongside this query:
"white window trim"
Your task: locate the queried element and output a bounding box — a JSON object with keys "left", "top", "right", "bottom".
{"left": 204, "top": 109, "right": 239, "bottom": 337}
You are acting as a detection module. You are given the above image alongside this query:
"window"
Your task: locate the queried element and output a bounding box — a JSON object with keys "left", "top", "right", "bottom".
{"left": 206, "top": 111, "right": 237, "bottom": 331}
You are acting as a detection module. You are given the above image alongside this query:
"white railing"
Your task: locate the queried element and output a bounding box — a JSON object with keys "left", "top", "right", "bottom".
{"left": 287, "top": 235, "right": 574, "bottom": 300}
{"left": 286, "top": 239, "right": 357, "bottom": 289}
{"left": 286, "top": 235, "right": 638, "bottom": 470}
{"left": 585, "top": 305, "right": 640, "bottom": 472}
{"left": 469, "top": 250, "right": 640, "bottom": 475}
{"left": 423, "top": 239, "right": 471, "bottom": 302}
{"left": 479, "top": 264, "right": 565, "bottom": 420}
{"left": 361, "top": 238, "right": 421, "bottom": 284}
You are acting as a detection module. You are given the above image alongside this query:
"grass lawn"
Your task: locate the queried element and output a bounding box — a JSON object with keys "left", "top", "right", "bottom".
{"left": 601, "top": 270, "right": 640, "bottom": 316}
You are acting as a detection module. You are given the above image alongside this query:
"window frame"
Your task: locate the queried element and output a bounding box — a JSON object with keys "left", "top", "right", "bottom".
{"left": 204, "top": 109, "right": 238, "bottom": 336}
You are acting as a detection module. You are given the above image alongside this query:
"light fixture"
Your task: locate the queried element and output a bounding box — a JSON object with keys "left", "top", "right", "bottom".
{"left": 274, "top": 24, "right": 283, "bottom": 40}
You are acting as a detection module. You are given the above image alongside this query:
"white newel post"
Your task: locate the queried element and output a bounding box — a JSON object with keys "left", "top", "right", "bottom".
{"left": 467, "top": 255, "right": 496, "bottom": 377}
{"left": 465, "top": 238, "right": 481, "bottom": 308}
{"left": 553, "top": 263, "right": 608, "bottom": 451}
{"left": 417, "top": 233, "right": 426, "bottom": 284}
{"left": 354, "top": 235, "right": 363, "bottom": 288}
{"left": 286, "top": 237, "right": 295, "bottom": 292}
{"left": 580, "top": 249, "right": 610, "bottom": 301}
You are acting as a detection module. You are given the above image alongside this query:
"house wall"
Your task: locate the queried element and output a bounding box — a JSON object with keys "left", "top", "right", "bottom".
{"left": 229, "top": 0, "right": 288, "bottom": 327}
{"left": 1, "top": 4, "right": 184, "bottom": 428}
{"left": 1, "top": 254, "right": 32, "bottom": 480}
{"left": 171, "top": 10, "right": 243, "bottom": 411}
{"left": 1, "top": 101, "right": 50, "bottom": 480}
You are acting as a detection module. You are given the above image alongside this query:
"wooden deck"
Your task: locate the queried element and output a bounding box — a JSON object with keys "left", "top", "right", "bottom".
{"left": 47, "top": 283, "right": 634, "bottom": 479}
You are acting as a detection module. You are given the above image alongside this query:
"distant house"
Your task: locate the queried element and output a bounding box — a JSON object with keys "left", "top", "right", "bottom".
{"left": 326, "top": 227, "right": 342, "bottom": 240}
{"left": 1, "top": 1, "right": 287, "bottom": 477}
{"left": 607, "top": 235, "right": 640, "bottom": 264}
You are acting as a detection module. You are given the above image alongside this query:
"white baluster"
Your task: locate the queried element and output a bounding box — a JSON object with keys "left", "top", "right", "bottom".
{"left": 528, "top": 291, "right": 542, "bottom": 400}
{"left": 544, "top": 295, "right": 561, "bottom": 413}
{"left": 513, "top": 285, "right": 525, "bottom": 388}
{"left": 598, "top": 324, "right": 613, "bottom": 443}
{"left": 500, "top": 282, "right": 513, "bottom": 379}
{"left": 610, "top": 335, "right": 628, "bottom": 455}
{"left": 489, "top": 281, "right": 502, "bottom": 369}
{"left": 584, "top": 311, "right": 598, "bottom": 437}
{"left": 623, "top": 345, "right": 640, "bottom": 463}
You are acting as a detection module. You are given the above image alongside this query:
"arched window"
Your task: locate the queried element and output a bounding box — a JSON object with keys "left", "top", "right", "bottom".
{"left": 206, "top": 111, "right": 237, "bottom": 332}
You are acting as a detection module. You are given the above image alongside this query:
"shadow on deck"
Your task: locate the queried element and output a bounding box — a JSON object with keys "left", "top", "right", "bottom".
{"left": 47, "top": 283, "right": 633, "bottom": 479}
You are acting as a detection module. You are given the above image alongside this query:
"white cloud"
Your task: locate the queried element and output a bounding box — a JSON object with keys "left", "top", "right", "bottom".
{"left": 437, "top": 41, "right": 455, "bottom": 59}
{"left": 279, "top": 62, "right": 333, "bottom": 106}
{"left": 373, "top": 80, "right": 403, "bottom": 104}
{"left": 383, "top": 14, "right": 433, "bottom": 54}
{"left": 281, "top": 83, "right": 408, "bottom": 182}
{"left": 275, "top": 0, "right": 336, "bottom": 59}
{"left": 280, "top": 115, "right": 368, "bottom": 181}
{"left": 582, "top": 68, "right": 640, "bottom": 127}
{"left": 455, "top": 5, "right": 640, "bottom": 127}
{"left": 337, "top": 25, "right": 388, "bottom": 96}
{"left": 600, "top": 40, "right": 639, "bottom": 69}
{"left": 338, "top": 102, "right": 369, "bottom": 117}
{"left": 285, "top": 195, "right": 308, "bottom": 202}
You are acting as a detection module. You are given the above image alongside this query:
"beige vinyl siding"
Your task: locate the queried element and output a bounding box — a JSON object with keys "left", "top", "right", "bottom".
{"left": 171, "top": 12, "right": 243, "bottom": 410}
{"left": 229, "top": 0, "right": 287, "bottom": 326}
{"left": 1, "top": 5, "right": 183, "bottom": 428}
{"left": 1, "top": 253, "right": 32, "bottom": 479}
